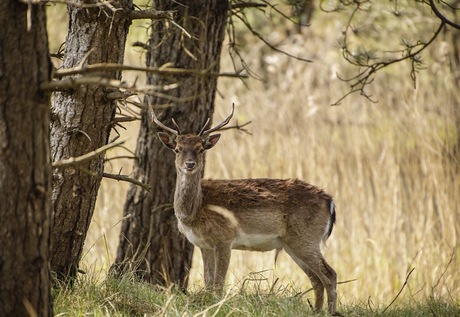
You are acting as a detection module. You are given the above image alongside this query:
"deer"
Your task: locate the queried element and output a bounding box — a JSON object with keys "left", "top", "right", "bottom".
{"left": 151, "top": 104, "right": 338, "bottom": 314}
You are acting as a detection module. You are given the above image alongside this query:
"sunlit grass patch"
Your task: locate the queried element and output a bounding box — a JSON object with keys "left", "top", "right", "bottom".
{"left": 53, "top": 268, "right": 460, "bottom": 317}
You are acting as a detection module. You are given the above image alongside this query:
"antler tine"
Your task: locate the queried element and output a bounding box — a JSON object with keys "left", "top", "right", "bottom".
{"left": 171, "top": 118, "right": 182, "bottom": 135}
{"left": 199, "top": 103, "right": 235, "bottom": 136}
{"left": 198, "top": 117, "right": 211, "bottom": 136}
{"left": 148, "top": 104, "right": 179, "bottom": 135}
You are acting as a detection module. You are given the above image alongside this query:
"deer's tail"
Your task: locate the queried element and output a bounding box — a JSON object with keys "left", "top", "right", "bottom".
{"left": 322, "top": 199, "right": 336, "bottom": 244}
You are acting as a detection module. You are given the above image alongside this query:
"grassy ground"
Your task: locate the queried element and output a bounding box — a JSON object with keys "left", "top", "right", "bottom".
{"left": 48, "top": 1, "right": 459, "bottom": 315}
{"left": 53, "top": 270, "right": 459, "bottom": 316}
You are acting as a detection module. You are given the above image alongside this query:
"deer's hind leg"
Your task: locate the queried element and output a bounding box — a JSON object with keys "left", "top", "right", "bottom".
{"left": 284, "top": 244, "right": 337, "bottom": 314}
{"left": 284, "top": 248, "right": 325, "bottom": 312}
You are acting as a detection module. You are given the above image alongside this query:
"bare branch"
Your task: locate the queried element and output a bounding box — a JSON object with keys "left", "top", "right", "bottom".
{"left": 232, "top": 10, "right": 313, "bottom": 63}
{"left": 429, "top": 0, "right": 460, "bottom": 29}
{"left": 324, "top": 0, "right": 458, "bottom": 105}
{"left": 104, "top": 155, "right": 138, "bottom": 162}
{"left": 332, "top": 19, "right": 445, "bottom": 105}
{"left": 52, "top": 62, "right": 248, "bottom": 79}
{"left": 103, "top": 173, "right": 151, "bottom": 191}
{"left": 52, "top": 139, "right": 126, "bottom": 168}
{"left": 129, "top": 9, "right": 175, "bottom": 21}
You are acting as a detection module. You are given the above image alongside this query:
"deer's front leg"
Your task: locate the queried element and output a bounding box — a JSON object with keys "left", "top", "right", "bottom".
{"left": 200, "top": 248, "right": 215, "bottom": 288}
{"left": 213, "top": 245, "right": 232, "bottom": 293}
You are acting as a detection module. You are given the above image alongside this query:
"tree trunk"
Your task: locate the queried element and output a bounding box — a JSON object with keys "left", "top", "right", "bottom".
{"left": 50, "top": 0, "right": 132, "bottom": 281}
{"left": 113, "top": 0, "right": 229, "bottom": 289}
{"left": 0, "top": 1, "right": 52, "bottom": 316}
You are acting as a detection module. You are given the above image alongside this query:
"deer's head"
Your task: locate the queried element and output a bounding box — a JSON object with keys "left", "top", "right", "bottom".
{"left": 152, "top": 105, "right": 234, "bottom": 175}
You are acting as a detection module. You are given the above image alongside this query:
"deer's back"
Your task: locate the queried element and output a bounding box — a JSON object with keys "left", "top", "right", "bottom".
{"left": 200, "top": 178, "right": 333, "bottom": 244}
{"left": 202, "top": 178, "right": 331, "bottom": 207}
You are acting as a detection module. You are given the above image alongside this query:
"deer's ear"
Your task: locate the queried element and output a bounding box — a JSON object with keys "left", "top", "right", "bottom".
{"left": 203, "top": 134, "right": 221, "bottom": 150}
{"left": 157, "top": 132, "right": 176, "bottom": 150}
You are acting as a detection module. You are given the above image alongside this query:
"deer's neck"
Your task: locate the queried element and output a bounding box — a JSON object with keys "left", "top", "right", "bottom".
{"left": 174, "top": 171, "right": 203, "bottom": 224}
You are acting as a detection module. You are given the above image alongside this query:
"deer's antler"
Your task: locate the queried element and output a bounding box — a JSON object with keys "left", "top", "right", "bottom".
{"left": 199, "top": 103, "right": 235, "bottom": 136}
{"left": 149, "top": 104, "right": 180, "bottom": 135}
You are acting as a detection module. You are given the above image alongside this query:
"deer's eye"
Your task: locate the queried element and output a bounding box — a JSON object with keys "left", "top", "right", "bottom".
{"left": 198, "top": 148, "right": 205, "bottom": 154}
{"left": 174, "top": 148, "right": 180, "bottom": 154}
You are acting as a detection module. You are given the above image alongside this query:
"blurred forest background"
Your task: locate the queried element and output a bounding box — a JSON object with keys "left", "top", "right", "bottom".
{"left": 47, "top": 0, "right": 459, "bottom": 306}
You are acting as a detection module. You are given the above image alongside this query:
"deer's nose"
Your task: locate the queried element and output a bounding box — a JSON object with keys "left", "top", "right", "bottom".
{"left": 185, "top": 161, "right": 196, "bottom": 169}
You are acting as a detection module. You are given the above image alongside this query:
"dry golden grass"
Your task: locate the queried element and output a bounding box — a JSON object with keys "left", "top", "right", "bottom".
{"left": 45, "top": 2, "right": 459, "bottom": 307}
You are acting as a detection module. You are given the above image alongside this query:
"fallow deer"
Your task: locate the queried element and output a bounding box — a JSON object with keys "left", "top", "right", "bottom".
{"left": 151, "top": 104, "right": 338, "bottom": 314}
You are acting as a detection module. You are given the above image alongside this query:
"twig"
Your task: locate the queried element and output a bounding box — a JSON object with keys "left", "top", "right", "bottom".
{"left": 325, "top": 0, "right": 453, "bottom": 105}
{"left": 332, "top": 20, "right": 445, "bottom": 105}
{"left": 232, "top": 10, "right": 313, "bottom": 63}
{"left": 217, "top": 120, "right": 252, "bottom": 135}
{"left": 429, "top": 0, "right": 460, "bottom": 29}
{"left": 381, "top": 267, "right": 415, "bottom": 314}
{"left": 112, "top": 116, "right": 139, "bottom": 124}
{"left": 52, "top": 139, "right": 125, "bottom": 168}
{"left": 103, "top": 173, "right": 151, "bottom": 191}
{"left": 104, "top": 155, "right": 138, "bottom": 162}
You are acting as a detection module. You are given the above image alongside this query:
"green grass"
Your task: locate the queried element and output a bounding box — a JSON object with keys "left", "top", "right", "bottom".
{"left": 53, "top": 271, "right": 460, "bottom": 317}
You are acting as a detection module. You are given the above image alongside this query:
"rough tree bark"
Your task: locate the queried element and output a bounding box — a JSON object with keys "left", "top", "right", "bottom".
{"left": 114, "top": 0, "right": 229, "bottom": 289}
{"left": 0, "top": 1, "right": 52, "bottom": 316}
{"left": 50, "top": 0, "right": 132, "bottom": 281}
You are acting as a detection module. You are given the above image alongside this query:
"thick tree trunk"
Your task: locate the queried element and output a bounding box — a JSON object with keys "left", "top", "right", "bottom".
{"left": 114, "top": 0, "right": 229, "bottom": 289}
{"left": 0, "top": 1, "right": 52, "bottom": 316}
{"left": 50, "top": 0, "right": 132, "bottom": 281}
